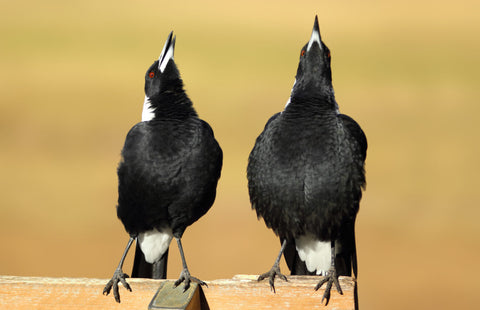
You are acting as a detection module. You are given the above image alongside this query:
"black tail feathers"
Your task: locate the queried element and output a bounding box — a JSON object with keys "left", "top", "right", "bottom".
{"left": 131, "top": 242, "right": 169, "bottom": 279}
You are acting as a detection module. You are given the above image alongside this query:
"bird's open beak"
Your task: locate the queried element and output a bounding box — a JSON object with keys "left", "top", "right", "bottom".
{"left": 307, "top": 15, "right": 322, "bottom": 52}
{"left": 158, "top": 31, "right": 176, "bottom": 72}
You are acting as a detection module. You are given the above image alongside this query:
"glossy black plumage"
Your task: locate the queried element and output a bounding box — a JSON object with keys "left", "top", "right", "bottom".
{"left": 104, "top": 32, "right": 222, "bottom": 303}
{"left": 116, "top": 113, "right": 222, "bottom": 238}
{"left": 247, "top": 16, "right": 366, "bottom": 304}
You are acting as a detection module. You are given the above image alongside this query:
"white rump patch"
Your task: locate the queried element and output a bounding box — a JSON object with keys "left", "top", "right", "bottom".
{"left": 141, "top": 95, "right": 155, "bottom": 121}
{"left": 295, "top": 234, "right": 331, "bottom": 275}
{"left": 138, "top": 227, "right": 173, "bottom": 264}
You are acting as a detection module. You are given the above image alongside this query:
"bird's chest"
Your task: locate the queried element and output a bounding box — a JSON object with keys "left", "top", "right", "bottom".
{"left": 123, "top": 126, "right": 200, "bottom": 178}
{"left": 271, "top": 121, "right": 338, "bottom": 167}
{"left": 259, "top": 120, "right": 352, "bottom": 195}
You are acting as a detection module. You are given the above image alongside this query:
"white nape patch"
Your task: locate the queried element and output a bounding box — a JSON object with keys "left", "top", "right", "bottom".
{"left": 284, "top": 79, "right": 297, "bottom": 109}
{"left": 138, "top": 227, "right": 173, "bottom": 264}
{"left": 295, "top": 234, "right": 331, "bottom": 275}
{"left": 142, "top": 95, "right": 155, "bottom": 121}
{"left": 307, "top": 29, "right": 321, "bottom": 52}
{"left": 158, "top": 41, "right": 175, "bottom": 73}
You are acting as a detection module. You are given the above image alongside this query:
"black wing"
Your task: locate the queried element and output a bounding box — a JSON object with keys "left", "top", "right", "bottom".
{"left": 335, "top": 113, "right": 367, "bottom": 278}
{"left": 247, "top": 112, "right": 282, "bottom": 216}
{"left": 338, "top": 114, "right": 367, "bottom": 164}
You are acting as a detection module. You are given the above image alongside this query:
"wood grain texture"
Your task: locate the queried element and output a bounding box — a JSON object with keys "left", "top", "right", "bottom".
{"left": 0, "top": 275, "right": 356, "bottom": 309}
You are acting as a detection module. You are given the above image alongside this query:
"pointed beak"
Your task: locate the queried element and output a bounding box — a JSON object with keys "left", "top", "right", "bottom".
{"left": 158, "top": 31, "right": 176, "bottom": 72}
{"left": 307, "top": 15, "right": 321, "bottom": 52}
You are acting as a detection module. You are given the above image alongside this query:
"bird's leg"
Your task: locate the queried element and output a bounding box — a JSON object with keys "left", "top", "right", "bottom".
{"left": 314, "top": 240, "right": 343, "bottom": 305}
{"left": 103, "top": 237, "right": 135, "bottom": 303}
{"left": 173, "top": 237, "right": 207, "bottom": 292}
{"left": 257, "top": 239, "right": 288, "bottom": 293}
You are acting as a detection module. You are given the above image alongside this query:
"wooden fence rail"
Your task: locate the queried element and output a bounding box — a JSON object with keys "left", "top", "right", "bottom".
{"left": 0, "top": 275, "right": 356, "bottom": 309}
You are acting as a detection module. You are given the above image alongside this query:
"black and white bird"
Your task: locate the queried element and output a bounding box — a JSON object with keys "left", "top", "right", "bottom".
{"left": 247, "top": 16, "right": 367, "bottom": 304}
{"left": 103, "top": 32, "right": 223, "bottom": 303}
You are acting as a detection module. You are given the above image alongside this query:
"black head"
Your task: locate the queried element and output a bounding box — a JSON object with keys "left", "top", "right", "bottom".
{"left": 142, "top": 32, "right": 195, "bottom": 121}
{"left": 290, "top": 16, "right": 335, "bottom": 104}
{"left": 144, "top": 31, "right": 181, "bottom": 99}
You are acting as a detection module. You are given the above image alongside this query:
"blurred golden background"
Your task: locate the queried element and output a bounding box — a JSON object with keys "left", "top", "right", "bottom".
{"left": 1, "top": 0, "right": 479, "bottom": 309}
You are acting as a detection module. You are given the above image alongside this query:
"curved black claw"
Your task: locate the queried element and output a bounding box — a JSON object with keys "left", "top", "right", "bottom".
{"left": 257, "top": 265, "right": 288, "bottom": 293}
{"left": 174, "top": 268, "right": 208, "bottom": 292}
{"left": 314, "top": 268, "right": 343, "bottom": 306}
{"left": 103, "top": 268, "right": 131, "bottom": 303}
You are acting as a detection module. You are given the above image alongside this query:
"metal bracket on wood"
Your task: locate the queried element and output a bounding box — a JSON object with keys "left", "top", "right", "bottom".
{"left": 148, "top": 281, "right": 209, "bottom": 310}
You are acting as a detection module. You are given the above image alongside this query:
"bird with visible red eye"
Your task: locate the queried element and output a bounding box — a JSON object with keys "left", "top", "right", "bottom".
{"left": 104, "top": 30, "right": 223, "bottom": 305}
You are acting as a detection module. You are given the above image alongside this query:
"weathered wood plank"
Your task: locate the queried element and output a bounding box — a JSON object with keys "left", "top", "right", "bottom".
{"left": 0, "top": 275, "right": 356, "bottom": 309}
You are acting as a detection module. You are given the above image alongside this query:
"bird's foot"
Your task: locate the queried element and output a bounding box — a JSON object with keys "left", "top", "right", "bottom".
{"left": 174, "top": 268, "right": 208, "bottom": 292}
{"left": 314, "top": 267, "right": 343, "bottom": 306}
{"left": 257, "top": 264, "right": 288, "bottom": 293}
{"left": 103, "top": 268, "right": 131, "bottom": 303}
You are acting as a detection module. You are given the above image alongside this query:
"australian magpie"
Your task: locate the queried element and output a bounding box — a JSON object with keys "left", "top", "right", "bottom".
{"left": 247, "top": 16, "right": 367, "bottom": 305}
{"left": 103, "top": 31, "right": 223, "bottom": 303}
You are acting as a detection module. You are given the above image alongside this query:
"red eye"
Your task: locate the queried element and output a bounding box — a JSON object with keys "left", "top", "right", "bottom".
{"left": 149, "top": 72, "right": 155, "bottom": 78}
{"left": 327, "top": 52, "right": 331, "bottom": 58}
{"left": 301, "top": 50, "right": 306, "bottom": 56}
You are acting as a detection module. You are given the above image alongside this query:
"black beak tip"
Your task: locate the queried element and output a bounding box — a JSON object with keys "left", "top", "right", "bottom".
{"left": 313, "top": 15, "right": 320, "bottom": 33}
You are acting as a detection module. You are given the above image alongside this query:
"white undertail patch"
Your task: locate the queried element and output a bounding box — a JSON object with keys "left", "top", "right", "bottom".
{"left": 142, "top": 95, "right": 155, "bottom": 121}
{"left": 138, "top": 227, "right": 173, "bottom": 264}
{"left": 295, "top": 234, "right": 331, "bottom": 275}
